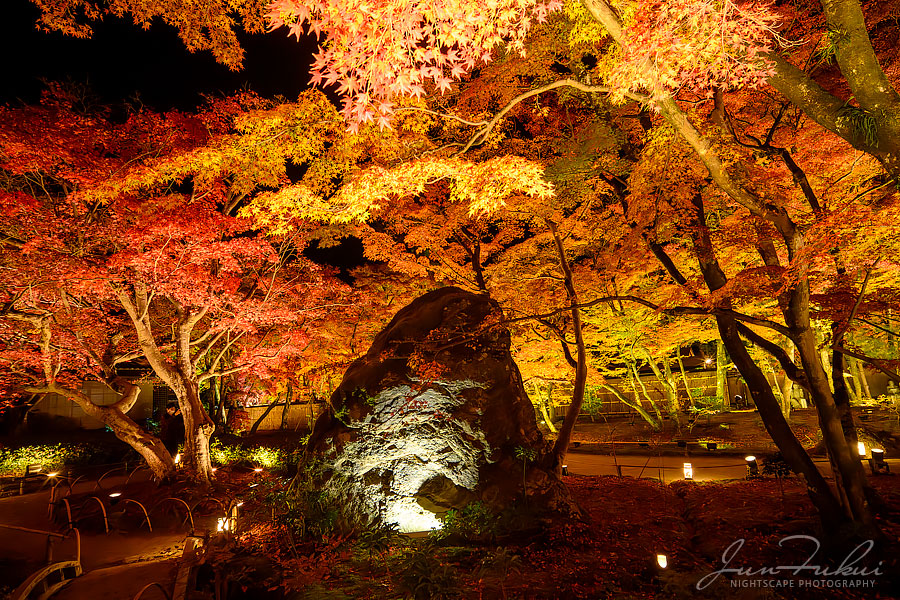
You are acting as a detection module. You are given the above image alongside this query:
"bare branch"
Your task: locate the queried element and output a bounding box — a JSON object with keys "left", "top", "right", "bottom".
{"left": 458, "top": 79, "right": 648, "bottom": 154}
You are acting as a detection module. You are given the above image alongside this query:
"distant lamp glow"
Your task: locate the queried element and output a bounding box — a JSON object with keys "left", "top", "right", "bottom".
{"left": 236, "top": 501, "right": 244, "bottom": 507}
{"left": 253, "top": 467, "right": 263, "bottom": 473}
{"left": 656, "top": 554, "right": 668, "bottom": 569}
{"left": 47, "top": 472, "right": 59, "bottom": 478}
{"left": 211, "top": 467, "right": 217, "bottom": 473}
{"left": 216, "top": 517, "right": 230, "bottom": 532}
{"left": 109, "top": 492, "right": 121, "bottom": 498}
{"left": 704, "top": 358, "right": 713, "bottom": 365}
{"left": 174, "top": 453, "right": 181, "bottom": 464}
{"left": 683, "top": 463, "right": 693, "bottom": 480}
{"left": 562, "top": 464, "right": 569, "bottom": 476}
{"left": 745, "top": 456, "right": 759, "bottom": 478}
{"left": 858, "top": 442, "right": 866, "bottom": 457}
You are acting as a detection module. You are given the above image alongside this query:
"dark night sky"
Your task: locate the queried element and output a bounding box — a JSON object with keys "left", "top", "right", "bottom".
{"left": 2, "top": 0, "right": 317, "bottom": 109}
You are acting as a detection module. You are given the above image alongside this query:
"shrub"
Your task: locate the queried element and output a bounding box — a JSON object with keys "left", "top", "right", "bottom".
{"left": 398, "top": 548, "right": 460, "bottom": 600}
{"left": 433, "top": 502, "right": 499, "bottom": 543}
{"left": 0, "top": 443, "right": 129, "bottom": 476}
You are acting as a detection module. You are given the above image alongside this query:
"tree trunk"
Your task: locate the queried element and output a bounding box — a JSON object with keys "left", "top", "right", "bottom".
{"left": 281, "top": 381, "right": 293, "bottom": 429}
{"left": 763, "top": 359, "right": 790, "bottom": 419}
{"left": 682, "top": 195, "right": 849, "bottom": 533}
{"left": 644, "top": 351, "right": 681, "bottom": 430}
{"left": 171, "top": 376, "right": 215, "bottom": 485}
{"left": 548, "top": 221, "right": 588, "bottom": 465}
{"left": 249, "top": 401, "right": 281, "bottom": 436}
{"left": 600, "top": 383, "right": 660, "bottom": 429}
{"left": 718, "top": 317, "right": 846, "bottom": 526}
{"left": 850, "top": 357, "right": 868, "bottom": 400}
{"left": 779, "top": 342, "right": 795, "bottom": 416}
{"left": 629, "top": 360, "right": 662, "bottom": 424}
{"left": 794, "top": 328, "right": 873, "bottom": 529}
{"left": 49, "top": 383, "right": 175, "bottom": 480}
{"left": 716, "top": 340, "right": 728, "bottom": 408}
{"left": 675, "top": 352, "right": 695, "bottom": 410}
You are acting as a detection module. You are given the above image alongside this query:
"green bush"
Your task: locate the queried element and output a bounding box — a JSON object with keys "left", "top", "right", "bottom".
{"left": 209, "top": 439, "right": 290, "bottom": 471}
{"left": 267, "top": 459, "right": 345, "bottom": 540}
{"left": 0, "top": 443, "right": 129, "bottom": 476}
{"left": 433, "top": 502, "right": 499, "bottom": 543}
{"left": 398, "top": 548, "right": 460, "bottom": 600}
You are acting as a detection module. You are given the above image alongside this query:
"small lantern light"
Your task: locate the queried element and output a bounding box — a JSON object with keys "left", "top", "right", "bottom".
{"left": 683, "top": 463, "right": 693, "bottom": 480}
{"left": 253, "top": 467, "right": 263, "bottom": 473}
{"left": 704, "top": 358, "right": 713, "bottom": 365}
{"left": 745, "top": 455, "right": 759, "bottom": 478}
{"left": 216, "top": 517, "right": 230, "bottom": 532}
{"left": 656, "top": 554, "right": 668, "bottom": 569}
{"left": 47, "top": 472, "right": 59, "bottom": 478}
{"left": 174, "top": 453, "right": 181, "bottom": 464}
{"left": 561, "top": 464, "right": 569, "bottom": 476}
{"left": 858, "top": 442, "right": 866, "bottom": 457}
{"left": 870, "top": 449, "right": 889, "bottom": 474}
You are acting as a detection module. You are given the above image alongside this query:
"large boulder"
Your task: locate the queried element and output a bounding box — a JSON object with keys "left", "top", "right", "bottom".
{"left": 305, "top": 286, "right": 578, "bottom": 532}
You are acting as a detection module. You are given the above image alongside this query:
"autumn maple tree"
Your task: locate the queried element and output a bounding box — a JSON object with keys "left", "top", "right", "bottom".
{"left": 22, "top": 0, "right": 900, "bottom": 540}
{"left": 0, "top": 88, "right": 351, "bottom": 483}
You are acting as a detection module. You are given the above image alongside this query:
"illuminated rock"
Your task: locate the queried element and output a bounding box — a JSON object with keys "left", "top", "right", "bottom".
{"left": 306, "top": 287, "right": 578, "bottom": 532}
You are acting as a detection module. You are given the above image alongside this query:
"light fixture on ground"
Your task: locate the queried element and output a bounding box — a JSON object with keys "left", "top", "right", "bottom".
{"left": 858, "top": 442, "right": 866, "bottom": 457}
{"left": 683, "top": 463, "right": 693, "bottom": 480}
{"left": 562, "top": 464, "right": 568, "bottom": 476}
{"left": 745, "top": 456, "right": 758, "bottom": 478}
{"left": 47, "top": 472, "right": 58, "bottom": 478}
{"left": 109, "top": 492, "right": 122, "bottom": 498}
{"left": 174, "top": 453, "right": 181, "bottom": 464}
{"left": 656, "top": 554, "right": 668, "bottom": 569}
{"left": 870, "top": 449, "right": 889, "bottom": 474}
{"left": 253, "top": 467, "right": 263, "bottom": 473}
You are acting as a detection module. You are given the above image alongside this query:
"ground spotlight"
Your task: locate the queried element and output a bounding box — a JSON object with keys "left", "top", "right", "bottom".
{"left": 683, "top": 463, "right": 693, "bottom": 480}
{"left": 870, "top": 448, "right": 889, "bottom": 474}
{"left": 745, "top": 455, "right": 759, "bottom": 478}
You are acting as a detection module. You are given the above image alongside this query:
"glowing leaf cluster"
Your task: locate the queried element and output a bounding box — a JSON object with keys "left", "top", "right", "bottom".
{"left": 603, "top": 0, "right": 780, "bottom": 100}
{"left": 29, "top": 0, "right": 271, "bottom": 68}
{"left": 267, "top": 0, "right": 563, "bottom": 127}
{"left": 243, "top": 155, "right": 554, "bottom": 229}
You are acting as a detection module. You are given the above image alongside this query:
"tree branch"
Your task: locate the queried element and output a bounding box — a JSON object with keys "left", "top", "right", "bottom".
{"left": 832, "top": 346, "right": 899, "bottom": 383}
{"left": 736, "top": 323, "right": 809, "bottom": 391}
{"left": 458, "top": 79, "right": 647, "bottom": 154}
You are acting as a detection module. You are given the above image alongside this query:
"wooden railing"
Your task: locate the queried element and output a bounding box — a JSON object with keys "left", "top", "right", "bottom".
{"left": 4, "top": 526, "right": 82, "bottom": 600}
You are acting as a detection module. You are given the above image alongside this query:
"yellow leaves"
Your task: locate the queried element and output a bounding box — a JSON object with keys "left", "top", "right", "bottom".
{"left": 564, "top": 0, "right": 609, "bottom": 49}
{"left": 243, "top": 155, "right": 554, "bottom": 231}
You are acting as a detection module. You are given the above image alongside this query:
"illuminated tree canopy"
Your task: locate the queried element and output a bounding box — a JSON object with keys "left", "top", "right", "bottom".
{"left": 9, "top": 0, "right": 900, "bottom": 541}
